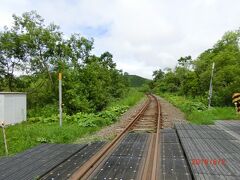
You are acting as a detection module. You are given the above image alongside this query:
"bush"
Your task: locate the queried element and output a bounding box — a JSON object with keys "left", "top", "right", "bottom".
{"left": 162, "top": 94, "right": 207, "bottom": 113}
{"left": 28, "top": 104, "right": 58, "bottom": 118}
{"left": 160, "top": 93, "right": 239, "bottom": 124}
{"left": 27, "top": 105, "right": 129, "bottom": 127}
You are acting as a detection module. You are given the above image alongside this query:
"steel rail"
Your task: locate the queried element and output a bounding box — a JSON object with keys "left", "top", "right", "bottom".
{"left": 151, "top": 95, "right": 162, "bottom": 180}
{"left": 140, "top": 95, "right": 161, "bottom": 180}
{"left": 70, "top": 95, "right": 152, "bottom": 180}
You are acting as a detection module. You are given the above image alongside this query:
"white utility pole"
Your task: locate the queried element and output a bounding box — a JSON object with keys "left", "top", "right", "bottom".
{"left": 59, "top": 73, "right": 63, "bottom": 127}
{"left": 208, "top": 62, "right": 215, "bottom": 108}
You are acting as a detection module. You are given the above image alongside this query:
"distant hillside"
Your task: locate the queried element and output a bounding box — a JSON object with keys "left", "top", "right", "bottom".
{"left": 126, "top": 75, "right": 151, "bottom": 87}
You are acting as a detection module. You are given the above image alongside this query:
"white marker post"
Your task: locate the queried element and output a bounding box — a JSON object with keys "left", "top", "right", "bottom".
{"left": 59, "top": 73, "right": 63, "bottom": 127}
{"left": 208, "top": 62, "right": 215, "bottom": 108}
{"left": 1, "top": 122, "right": 8, "bottom": 156}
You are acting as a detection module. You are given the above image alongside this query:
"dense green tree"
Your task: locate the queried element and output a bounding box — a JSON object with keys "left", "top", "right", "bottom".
{"left": 0, "top": 54, "right": 5, "bottom": 90}
{"left": 152, "top": 29, "right": 240, "bottom": 106}
{"left": 0, "top": 11, "right": 128, "bottom": 113}
{"left": 153, "top": 69, "right": 164, "bottom": 81}
{"left": 67, "top": 34, "right": 94, "bottom": 69}
{"left": 0, "top": 28, "right": 27, "bottom": 91}
{"left": 178, "top": 56, "right": 192, "bottom": 69}
{"left": 12, "top": 11, "right": 63, "bottom": 85}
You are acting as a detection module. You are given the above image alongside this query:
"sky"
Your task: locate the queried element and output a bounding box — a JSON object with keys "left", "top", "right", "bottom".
{"left": 0, "top": 0, "right": 239, "bottom": 79}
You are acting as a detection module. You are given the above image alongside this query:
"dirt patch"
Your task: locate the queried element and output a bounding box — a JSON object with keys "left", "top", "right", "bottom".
{"left": 157, "top": 96, "right": 187, "bottom": 128}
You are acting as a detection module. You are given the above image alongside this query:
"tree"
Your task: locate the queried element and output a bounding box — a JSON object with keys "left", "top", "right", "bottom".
{"left": 67, "top": 34, "right": 93, "bottom": 69}
{"left": 0, "top": 28, "right": 27, "bottom": 91}
{"left": 13, "top": 11, "right": 63, "bottom": 86}
{"left": 0, "top": 55, "right": 5, "bottom": 90}
{"left": 0, "top": 11, "right": 129, "bottom": 113}
{"left": 153, "top": 69, "right": 164, "bottom": 81}
{"left": 178, "top": 56, "right": 192, "bottom": 69}
{"left": 100, "top": 51, "right": 116, "bottom": 69}
{"left": 152, "top": 28, "right": 240, "bottom": 106}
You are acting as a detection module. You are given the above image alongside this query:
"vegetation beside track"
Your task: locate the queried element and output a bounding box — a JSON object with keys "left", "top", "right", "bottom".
{"left": 0, "top": 11, "right": 146, "bottom": 157}
{"left": 159, "top": 93, "right": 240, "bottom": 125}
{"left": 0, "top": 89, "right": 144, "bottom": 157}
{"left": 150, "top": 28, "right": 240, "bottom": 125}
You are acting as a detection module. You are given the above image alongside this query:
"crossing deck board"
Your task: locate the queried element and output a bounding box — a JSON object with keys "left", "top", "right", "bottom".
{"left": 216, "top": 120, "right": 240, "bottom": 140}
{"left": 194, "top": 174, "right": 239, "bottom": 180}
{"left": 161, "top": 131, "right": 179, "bottom": 143}
{"left": 175, "top": 122, "right": 240, "bottom": 179}
{"left": 92, "top": 133, "right": 149, "bottom": 179}
{"left": 41, "top": 142, "right": 105, "bottom": 179}
{"left": 0, "top": 143, "right": 87, "bottom": 180}
{"left": 159, "top": 129, "right": 192, "bottom": 180}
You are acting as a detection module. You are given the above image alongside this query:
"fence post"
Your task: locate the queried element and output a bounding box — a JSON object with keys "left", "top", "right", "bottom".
{"left": 1, "top": 122, "right": 8, "bottom": 156}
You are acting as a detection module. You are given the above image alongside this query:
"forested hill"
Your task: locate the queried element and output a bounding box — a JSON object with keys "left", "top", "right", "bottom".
{"left": 125, "top": 75, "right": 151, "bottom": 87}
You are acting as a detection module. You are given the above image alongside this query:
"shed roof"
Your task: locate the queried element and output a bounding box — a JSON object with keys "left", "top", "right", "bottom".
{"left": 0, "top": 92, "right": 26, "bottom": 95}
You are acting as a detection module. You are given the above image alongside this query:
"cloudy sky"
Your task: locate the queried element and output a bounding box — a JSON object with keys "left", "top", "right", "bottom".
{"left": 0, "top": 0, "right": 239, "bottom": 79}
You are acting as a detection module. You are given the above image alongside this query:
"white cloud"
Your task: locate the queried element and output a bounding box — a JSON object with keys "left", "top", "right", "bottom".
{"left": 0, "top": 0, "right": 240, "bottom": 79}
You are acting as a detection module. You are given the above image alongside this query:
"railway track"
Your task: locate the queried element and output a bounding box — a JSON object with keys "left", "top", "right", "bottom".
{"left": 70, "top": 94, "right": 162, "bottom": 180}
{"left": 5, "top": 94, "right": 239, "bottom": 179}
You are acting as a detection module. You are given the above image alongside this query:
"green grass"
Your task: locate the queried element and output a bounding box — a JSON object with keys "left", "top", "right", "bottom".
{"left": 159, "top": 93, "right": 240, "bottom": 125}
{"left": 0, "top": 88, "right": 145, "bottom": 157}
{"left": 0, "top": 122, "right": 99, "bottom": 156}
{"left": 188, "top": 107, "right": 239, "bottom": 125}
{"left": 108, "top": 88, "right": 145, "bottom": 107}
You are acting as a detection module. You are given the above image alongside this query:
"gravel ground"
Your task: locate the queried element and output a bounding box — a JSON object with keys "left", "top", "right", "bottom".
{"left": 75, "top": 95, "right": 187, "bottom": 143}
{"left": 157, "top": 96, "right": 187, "bottom": 128}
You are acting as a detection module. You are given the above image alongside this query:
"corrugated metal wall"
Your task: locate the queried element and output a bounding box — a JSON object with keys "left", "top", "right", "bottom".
{"left": 0, "top": 95, "right": 4, "bottom": 122}
{"left": 1, "top": 94, "right": 26, "bottom": 125}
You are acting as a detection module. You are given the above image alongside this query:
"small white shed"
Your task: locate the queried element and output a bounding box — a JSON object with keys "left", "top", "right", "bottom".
{"left": 0, "top": 92, "right": 27, "bottom": 125}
